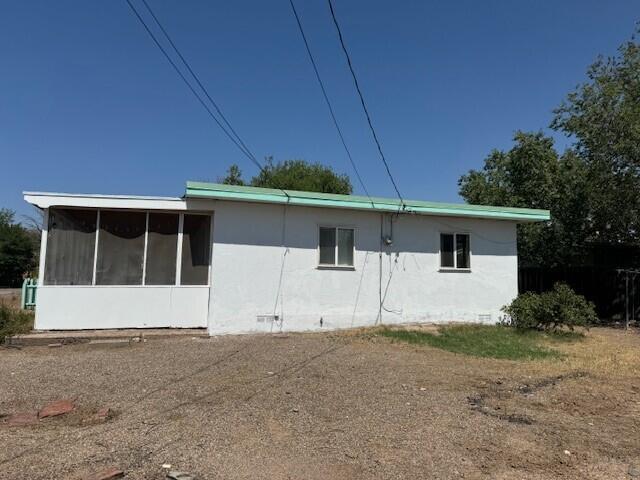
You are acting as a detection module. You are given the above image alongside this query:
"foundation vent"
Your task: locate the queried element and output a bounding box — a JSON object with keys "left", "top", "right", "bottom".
{"left": 257, "top": 314, "right": 279, "bottom": 324}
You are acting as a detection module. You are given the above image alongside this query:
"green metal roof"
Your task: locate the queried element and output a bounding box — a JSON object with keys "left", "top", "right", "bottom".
{"left": 185, "top": 181, "right": 550, "bottom": 222}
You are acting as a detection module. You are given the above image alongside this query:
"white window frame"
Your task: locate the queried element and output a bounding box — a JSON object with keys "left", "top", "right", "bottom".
{"left": 43, "top": 207, "right": 212, "bottom": 287}
{"left": 439, "top": 232, "right": 471, "bottom": 271}
{"left": 317, "top": 225, "right": 356, "bottom": 269}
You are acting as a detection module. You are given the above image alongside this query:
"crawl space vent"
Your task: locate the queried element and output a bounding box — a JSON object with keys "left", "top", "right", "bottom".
{"left": 257, "top": 314, "right": 279, "bottom": 323}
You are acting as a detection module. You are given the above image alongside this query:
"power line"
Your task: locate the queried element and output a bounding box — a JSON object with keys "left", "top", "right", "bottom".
{"left": 139, "top": 0, "right": 257, "bottom": 164}
{"left": 288, "top": 0, "right": 374, "bottom": 206}
{"left": 124, "top": 0, "right": 264, "bottom": 173}
{"left": 326, "top": 0, "right": 405, "bottom": 208}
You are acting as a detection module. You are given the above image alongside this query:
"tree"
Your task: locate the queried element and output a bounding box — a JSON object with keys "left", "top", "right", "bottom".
{"left": 459, "top": 132, "right": 589, "bottom": 267}
{"left": 0, "top": 209, "right": 37, "bottom": 287}
{"left": 459, "top": 131, "right": 559, "bottom": 210}
{"left": 219, "top": 164, "right": 245, "bottom": 186}
{"left": 552, "top": 33, "right": 640, "bottom": 245}
{"left": 221, "top": 158, "right": 353, "bottom": 194}
{"left": 459, "top": 31, "right": 640, "bottom": 267}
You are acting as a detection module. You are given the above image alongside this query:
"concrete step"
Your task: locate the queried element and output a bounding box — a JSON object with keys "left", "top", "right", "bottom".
{"left": 5, "top": 328, "right": 208, "bottom": 347}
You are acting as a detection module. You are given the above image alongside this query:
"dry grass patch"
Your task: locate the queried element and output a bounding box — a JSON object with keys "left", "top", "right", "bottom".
{"left": 528, "top": 327, "right": 640, "bottom": 379}
{"left": 0, "top": 304, "right": 34, "bottom": 342}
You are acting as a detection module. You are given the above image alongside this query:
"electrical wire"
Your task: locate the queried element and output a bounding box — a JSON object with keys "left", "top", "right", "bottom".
{"left": 380, "top": 253, "right": 402, "bottom": 315}
{"left": 326, "top": 0, "right": 405, "bottom": 208}
{"left": 431, "top": 216, "right": 518, "bottom": 245}
{"left": 288, "top": 0, "right": 375, "bottom": 207}
{"left": 124, "top": 0, "right": 290, "bottom": 199}
{"left": 139, "top": 0, "right": 257, "bottom": 164}
{"left": 127, "top": 0, "right": 298, "bottom": 332}
{"left": 125, "top": 0, "right": 256, "bottom": 165}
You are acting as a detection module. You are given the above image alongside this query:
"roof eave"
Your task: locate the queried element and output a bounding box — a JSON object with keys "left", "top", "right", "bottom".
{"left": 22, "top": 191, "right": 209, "bottom": 211}
{"left": 185, "top": 187, "right": 550, "bottom": 222}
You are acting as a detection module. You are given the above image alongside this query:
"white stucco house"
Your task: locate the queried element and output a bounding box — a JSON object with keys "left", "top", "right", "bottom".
{"left": 24, "top": 182, "right": 550, "bottom": 335}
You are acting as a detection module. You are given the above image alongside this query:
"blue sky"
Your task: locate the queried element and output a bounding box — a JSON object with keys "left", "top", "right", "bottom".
{"left": 1, "top": 1, "right": 637, "bottom": 219}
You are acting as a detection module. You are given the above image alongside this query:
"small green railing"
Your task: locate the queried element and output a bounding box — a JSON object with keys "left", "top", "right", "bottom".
{"left": 21, "top": 278, "right": 37, "bottom": 310}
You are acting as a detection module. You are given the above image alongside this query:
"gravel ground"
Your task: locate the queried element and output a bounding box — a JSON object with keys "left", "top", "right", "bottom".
{"left": 0, "top": 328, "right": 638, "bottom": 479}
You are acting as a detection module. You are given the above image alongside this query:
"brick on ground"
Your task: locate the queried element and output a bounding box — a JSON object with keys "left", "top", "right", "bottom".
{"left": 39, "top": 399, "right": 75, "bottom": 419}
{"left": 5, "top": 411, "right": 38, "bottom": 427}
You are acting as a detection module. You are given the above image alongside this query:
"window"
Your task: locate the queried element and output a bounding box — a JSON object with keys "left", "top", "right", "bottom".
{"left": 96, "top": 210, "right": 146, "bottom": 285}
{"left": 145, "top": 213, "right": 179, "bottom": 285}
{"left": 456, "top": 234, "right": 470, "bottom": 269}
{"left": 180, "top": 214, "right": 211, "bottom": 285}
{"left": 318, "top": 226, "right": 354, "bottom": 267}
{"left": 44, "top": 208, "right": 97, "bottom": 285}
{"left": 319, "top": 227, "right": 336, "bottom": 265}
{"left": 440, "top": 233, "right": 470, "bottom": 270}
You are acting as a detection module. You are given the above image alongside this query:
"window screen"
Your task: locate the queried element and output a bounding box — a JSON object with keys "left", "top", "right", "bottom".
{"left": 319, "top": 227, "right": 336, "bottom": 265}
{"left": 181, "top": 214, "right": 211, "bottom": 285}
{"left": 337, "top": 228, "right": 354, "bottom": 266}
{"left": 95, "top": 210, "right": 146, "bottom": 285}
{"left": 44, "top": 208, "right": 97, "bottom": 285}
{"left": 456, "top": 234, "right": 470, "bottom": 269}
{"left": 440, "top": 234, "right": 454, "bottom": 268}
{"left": 145, "top": 212, "right": 178, "bottom": 285}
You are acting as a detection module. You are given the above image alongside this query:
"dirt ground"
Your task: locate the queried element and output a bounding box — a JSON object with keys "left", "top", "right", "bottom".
{"left": 0, "top": 327, "right": 638, "bottom": 480}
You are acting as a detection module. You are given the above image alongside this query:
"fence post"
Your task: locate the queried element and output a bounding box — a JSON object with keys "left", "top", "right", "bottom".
{"left": 21, "top": 278, "right": 27, "bottom": 310}
{"left": 20, "top": 278, "right": 37, "bottom": 310}
{"left": 626, "top": 273, "right": 629, "bottom": 330}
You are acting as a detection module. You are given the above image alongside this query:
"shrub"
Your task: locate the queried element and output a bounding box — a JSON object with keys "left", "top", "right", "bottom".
{"left": 0, "top": 303, "right": 34, "bottom": 341}
{"left": 502, "top": 283, "right": 597, "bottom": 331}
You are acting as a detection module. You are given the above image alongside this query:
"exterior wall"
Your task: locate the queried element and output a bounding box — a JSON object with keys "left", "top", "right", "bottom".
{"left": 31, "top": 198, "right": 518, "bottom": 333}
{"left": 35, "top": 286, "right": 208, "bottom": 330}
{"left": 208, "top": 201, "right": 518, "bottom": 335}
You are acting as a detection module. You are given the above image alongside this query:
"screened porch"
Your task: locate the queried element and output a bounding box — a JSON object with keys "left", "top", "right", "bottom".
{"left": 32, "top": 201, "right": 214, "bottom": 330}
{"left": 43, "top": 207, "right": 212, "bottom": 287}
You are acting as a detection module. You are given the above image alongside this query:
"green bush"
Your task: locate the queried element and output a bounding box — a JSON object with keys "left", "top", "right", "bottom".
{"left": 502, "top": 283, "right": 597, "bottom": 331}
{"left": 0, "top": 303, "right": 34, "bottom": 341}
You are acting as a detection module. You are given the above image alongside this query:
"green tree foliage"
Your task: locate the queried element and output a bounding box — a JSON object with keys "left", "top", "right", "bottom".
{"left": 552, "top": 35, "right": 640, "bottom": 245}
{"left": 0, "top": 209, "right": 37, "bottom": 287}
{"left": 219, "top": 164, "right": 245, "bottom": 186}
{"left": 221, "top": 158, "right": 352, "bottom": 194}
{"left": 459, "top": 32, "right": 640, "bottom": 266}
{"left": 459, "top": 131, "right": 558, "bottom": 209}
{"left": 459, "top": 132, "right": 590, "bottom": 266}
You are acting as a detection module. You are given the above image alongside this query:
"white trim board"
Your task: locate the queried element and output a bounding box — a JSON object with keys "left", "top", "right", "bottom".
{"left": 24, "top": 192, "right": 214, "bottom": 212}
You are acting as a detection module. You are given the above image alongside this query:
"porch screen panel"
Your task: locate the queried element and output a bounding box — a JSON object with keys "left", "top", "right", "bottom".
{"left": 181, "top": 214, "right": 211, "bottom": 285}
{"left": 96, "top": 210, "right": 146, "bottom": 285}
{"left": 44, "top": 208, "right": 97, "bottom": 285}
{"left": 145, "top": 212, "right": 179, "bottom": 285}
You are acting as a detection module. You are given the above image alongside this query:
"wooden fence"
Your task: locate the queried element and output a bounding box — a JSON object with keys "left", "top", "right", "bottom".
{"left": 519, "top": 266, "right": 638, "bottom": 322}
